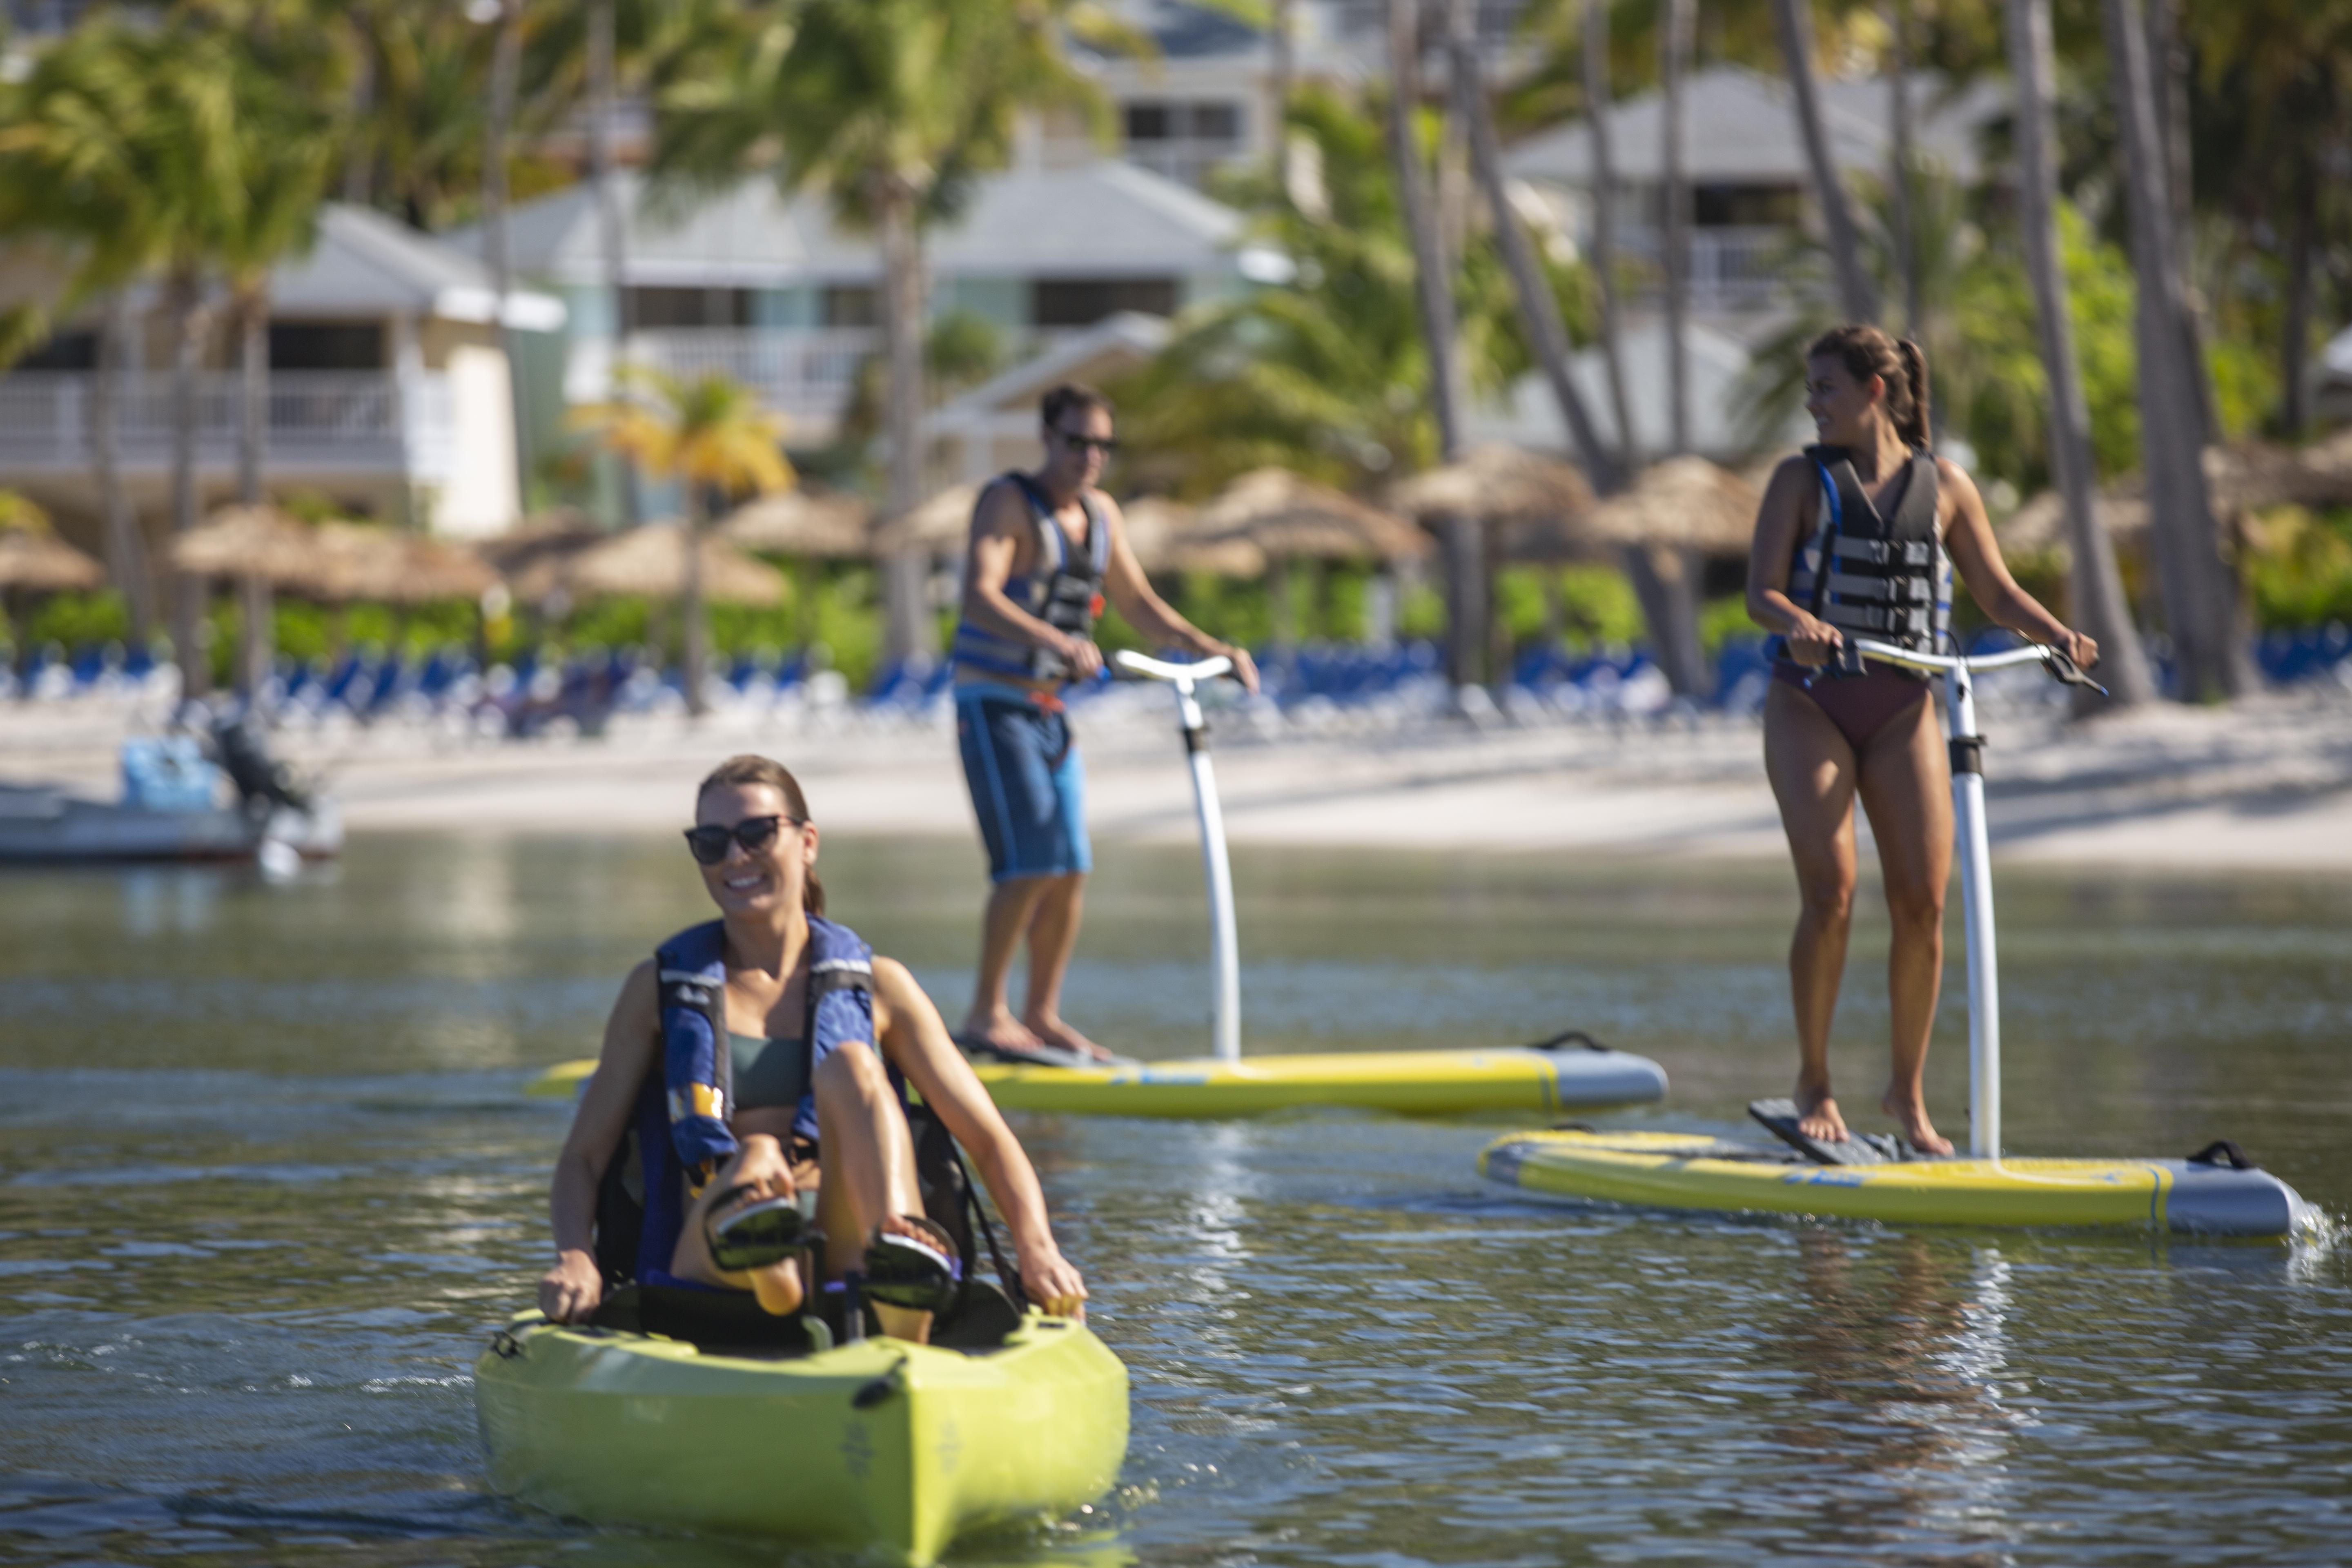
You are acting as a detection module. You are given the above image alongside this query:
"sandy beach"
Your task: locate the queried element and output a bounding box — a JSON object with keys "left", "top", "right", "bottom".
{"left": 7, "top": 676, "right": 2350, "bottom": 870}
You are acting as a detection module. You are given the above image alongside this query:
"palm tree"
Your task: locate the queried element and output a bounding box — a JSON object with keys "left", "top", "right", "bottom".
{"left": 572, "top": 368, "right": 790, "bottom": 715}
{"left": 1660, "top": 0, "right": 1694, "bottom": 458}
{"left": 2003, "top": 0, "right": 2155, "bottom": 706}
{"left": 1579, "top": 0, "right": 1638, "bottom": 474}
{"left": 653, "top": 0, "right": 1105, "bottom": 670}
{"left": 483, "top": 0, "right": 532, "bottom": 521}
{"left": 2100, "top": 0, "right": 2248, "bottom": 701}
{"left": 1883, "top": 0, "right": 1922, "bottom": 336}
{"left": 1770, "top": 0, "right": 1877, "bottom": 323}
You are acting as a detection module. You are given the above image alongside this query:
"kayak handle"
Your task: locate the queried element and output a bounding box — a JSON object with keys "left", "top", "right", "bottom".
{"left": 1525, "top": 1028, "right": 1611, "bottom": 1054}
{"left": 1113, "top": 650, "right": 1234, "bottom": 686}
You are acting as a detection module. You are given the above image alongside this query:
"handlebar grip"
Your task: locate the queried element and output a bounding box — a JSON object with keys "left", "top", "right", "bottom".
{"left": 2044, "top": 649, "right": 2108, "bottom": 697}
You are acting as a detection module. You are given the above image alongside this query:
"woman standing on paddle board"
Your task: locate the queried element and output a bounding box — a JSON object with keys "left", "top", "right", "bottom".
{"left": 537, "top": 755, "right": 1088, "bottom": 1341}
{"left": 1745, "top": 327, "right": 2096, "bottom": 1154}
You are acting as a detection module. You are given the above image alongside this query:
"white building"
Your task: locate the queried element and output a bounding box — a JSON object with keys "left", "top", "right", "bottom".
{"left": 0, "top": 205, "right": 562, "bottom": 539}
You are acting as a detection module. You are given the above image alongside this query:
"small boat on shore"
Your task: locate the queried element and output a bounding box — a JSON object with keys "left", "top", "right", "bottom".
{"left": 0, "top": 724, "right": 339, "bottom": 866}
{"left": 474, "top": 1294, "right": 1127, "bottom": 1565}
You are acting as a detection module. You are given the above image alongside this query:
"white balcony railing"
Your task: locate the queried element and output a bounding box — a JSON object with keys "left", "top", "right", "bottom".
{"left": 1618, "top": 225, "right": 1805, "bottom": 312}
{"left": 621, "top": 327, "right": 880, "bottom": 434}
{"left": 0, "top": 370, "right": 450, "bottom": 478}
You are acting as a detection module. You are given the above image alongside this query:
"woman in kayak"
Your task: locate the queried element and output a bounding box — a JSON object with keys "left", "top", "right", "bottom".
{"left": 537, "top": 754, "right": 1088, "bottom": 1342}
{"left": 1746, "top": 325, "right": 2096, "bottom": 1155}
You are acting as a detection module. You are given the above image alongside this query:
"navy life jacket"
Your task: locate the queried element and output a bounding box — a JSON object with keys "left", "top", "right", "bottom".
{"left": 1788, "top": 444, "right": 1949, "bottom": 669}
{"left": 950, "top": 472, "right": 1110, "bottom": 683}
{"left": 605, "top": 916, "right": 884, "bottom": 1287}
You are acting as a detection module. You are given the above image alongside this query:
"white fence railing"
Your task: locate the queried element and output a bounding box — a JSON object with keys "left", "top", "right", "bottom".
{"left": 0, "top": 370, "right": 448, "bottom": 476}
{"left": 622, "top": 327, "right": 880, "bottom": 431}
{"left": 1619, "top": 225, "right": 1806, "bottom": 312}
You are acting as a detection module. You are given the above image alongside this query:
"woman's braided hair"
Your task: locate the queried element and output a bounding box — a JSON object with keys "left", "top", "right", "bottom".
{"left": 1808, "top": 323, "right": 1932, "bottom": 450}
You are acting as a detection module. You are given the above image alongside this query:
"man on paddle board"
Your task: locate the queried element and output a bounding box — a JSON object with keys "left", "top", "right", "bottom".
{"left": 949, "top": 383, "right": 1258, "bottom": 1063}
{"left": 1746, "top": 325, "right": 2096, "bottom": 1155}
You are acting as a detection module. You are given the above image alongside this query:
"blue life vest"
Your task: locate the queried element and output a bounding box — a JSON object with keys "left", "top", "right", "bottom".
{"left": 950, "top": 472, "right": 1110, "bottom": 683}
{"left": 625, "top": 915, "right": 886, "bottom": 1284}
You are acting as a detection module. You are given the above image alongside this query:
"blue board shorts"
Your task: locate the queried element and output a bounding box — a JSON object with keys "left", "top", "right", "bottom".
{"left": 956, "top": 682, "right": 1091, "bottom": 883}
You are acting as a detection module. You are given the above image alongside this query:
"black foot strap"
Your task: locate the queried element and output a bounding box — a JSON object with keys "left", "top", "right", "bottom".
{"left": 1748, "top": 1099, "right": 1905, "bottom": 1167}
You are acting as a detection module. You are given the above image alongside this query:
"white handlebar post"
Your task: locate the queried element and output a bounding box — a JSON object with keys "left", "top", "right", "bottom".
{"left": 1113, "top": 651, "right": 1242, "bottom": 1062}
{"left": 1849, "top": 637, "right": 2038, "bottom": 1159}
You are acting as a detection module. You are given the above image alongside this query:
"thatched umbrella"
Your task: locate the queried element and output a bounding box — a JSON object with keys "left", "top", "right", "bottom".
{"left": 871, "top": 482, "right": 983, "bottom": 557}
{"left": 312, "top": 523, "right": 498, "bottom": 606}
{"left": 170, "top": 505, "right": 345, "bottom": 696}
{"left": 1122, "top": 495, "right": 1268, "bottom": 578}
{"left": 1388, "top": 443, "right": 1599, "bottom": 561}
{"left": 0, "top": 508, "right": 106, "bottom": 675}
{"left": 720, "top": 488, "right": 876, "bottom": 559}
{"left": 565, "top": 522, "right": 788, "bottom": 608}
{"left": 1191, "top": 468, "right": 1427, "bottom": 648}
{"left": 1996, "top": 491, "right": 2149, "bottom": 558}
{"left": 1583, "top": 457, "right": 1762, "bottom": 555}
{"left": 481, "top": 515, "right": 609, "bottom": 614}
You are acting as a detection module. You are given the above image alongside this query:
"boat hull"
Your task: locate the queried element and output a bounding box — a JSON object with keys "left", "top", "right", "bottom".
{"left": 971, "top": 1047, "right": 1668, "bottom": 1118}
{"left": 473, "top": 1310, "right": 1127, "bottom": 1565}
{"left": 1479, "top": 1130, "right": 2316, "bottom": 1237}
{"left": 0, "top": 787, "right": 341, "bottom": 864}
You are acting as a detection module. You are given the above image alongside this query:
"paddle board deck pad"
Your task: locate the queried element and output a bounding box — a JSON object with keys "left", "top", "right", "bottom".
{"left": 969, "top": 1043, "right": 1668, "bottom": 1118}
{"left": 1479, "top": 1127, "right": 2317, "bottom": 1237}
{"left": 474, "top": 1307, "right": 1127, "bottom": 1566}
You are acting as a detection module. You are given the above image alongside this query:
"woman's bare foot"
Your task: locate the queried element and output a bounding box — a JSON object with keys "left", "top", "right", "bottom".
{"left": 1881, "top": 1088, "right": 1955, "bottom": 1156}
{"left": 1796, "top": 1076, "right": 1849, "bottom": 1142}
{"left": 957, "top": 1008, "right": 1049, "bottom": 1058}
{"left": 1023, "top": 1009, "right": 1112, "bottom": 1062}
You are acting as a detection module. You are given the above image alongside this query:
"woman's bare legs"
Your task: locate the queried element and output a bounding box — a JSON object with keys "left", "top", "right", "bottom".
{"left": 1855, "top": 695, "right": 1956, "bottom": 1155}
{"left": 812, "top": 1041, "right": 938, "bottom": 1344}
{"left": 1764, "top": 680, "right": 1862, "bottom": 1141}
{"left": 671, "top": 1136, "right": 808, "bottom": 1316}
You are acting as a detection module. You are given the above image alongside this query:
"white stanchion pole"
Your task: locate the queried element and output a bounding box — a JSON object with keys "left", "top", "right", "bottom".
{"left": 1944, "top": 663, "right": 2001, "bottom": 1160}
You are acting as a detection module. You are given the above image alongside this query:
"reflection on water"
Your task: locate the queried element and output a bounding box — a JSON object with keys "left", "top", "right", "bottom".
{"left": 2, "top": 835, "right": 2348, "bottom": 1566}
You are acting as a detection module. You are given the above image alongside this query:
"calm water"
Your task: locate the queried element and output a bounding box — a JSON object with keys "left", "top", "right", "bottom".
{"left": 3, "top": 835, "right": 2348, "bottom": 1566}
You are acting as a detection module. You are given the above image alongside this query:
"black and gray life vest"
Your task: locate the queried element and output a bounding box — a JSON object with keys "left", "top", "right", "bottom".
{"left": 950, "top": 472, "right": 1110, "bottom": 683}
{"left": 1788, "top": 444, "right": 1950, "bottom": 666}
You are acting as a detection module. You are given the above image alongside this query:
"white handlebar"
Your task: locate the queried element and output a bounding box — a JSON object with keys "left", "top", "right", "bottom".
{"left": 1114, "top": 650, "right": 1234, "bottom": 685}
{"left": 1846, "top": 638, "right": 2057, "bottom": 677}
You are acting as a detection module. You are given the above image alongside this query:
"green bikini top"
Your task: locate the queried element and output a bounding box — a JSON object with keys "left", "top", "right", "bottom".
{"left": 726, "top": 1032, "right": 808, "bottom": 1114}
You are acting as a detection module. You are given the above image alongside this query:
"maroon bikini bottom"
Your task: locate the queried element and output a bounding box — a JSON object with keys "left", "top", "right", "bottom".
{"left": 1773, "top": 661, "right": 1929, "bottom": 751}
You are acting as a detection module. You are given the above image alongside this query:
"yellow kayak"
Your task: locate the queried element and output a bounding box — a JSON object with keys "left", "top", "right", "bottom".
{"left": 1479, "top": 1128, "right": 2316, "bottom": 1236}
{"left": 474, "top": 1307, "right": 1127, "bottom": 1565}
{"left": 529, "top": 1042, "right": 1667, "bottom": 1119}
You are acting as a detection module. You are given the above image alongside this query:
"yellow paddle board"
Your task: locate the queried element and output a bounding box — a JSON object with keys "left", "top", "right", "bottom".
{"left": 1479, "top": 1129, "right": 2316, "bottom": 1237}
{"left": 527, "top": 1044, "right": 1668, "bottom": 1119}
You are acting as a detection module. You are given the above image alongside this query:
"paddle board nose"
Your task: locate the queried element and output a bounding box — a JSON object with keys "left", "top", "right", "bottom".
{"left": 2163, "top": 1160, "right": 2316, "bottom": 1238}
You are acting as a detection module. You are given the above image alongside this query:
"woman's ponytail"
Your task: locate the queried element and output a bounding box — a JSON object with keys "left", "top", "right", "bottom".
{"left": 1895, "top": 337, "right": 1932, "bottom": 450}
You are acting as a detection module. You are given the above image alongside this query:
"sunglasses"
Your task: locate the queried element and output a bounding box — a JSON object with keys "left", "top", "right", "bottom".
{"left": 684, "top": 814, "right": 799, "bottom": 865}
{"left": 1052, "top": 426, "right": 1118, "bottom": 454}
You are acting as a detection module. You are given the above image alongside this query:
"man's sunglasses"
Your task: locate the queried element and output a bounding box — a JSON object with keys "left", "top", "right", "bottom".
{"left": 1051, "top": 426, "right": 1119, "bottom": 454}
{"left": 684, "top": 815, "right": 800, "bottom": 865}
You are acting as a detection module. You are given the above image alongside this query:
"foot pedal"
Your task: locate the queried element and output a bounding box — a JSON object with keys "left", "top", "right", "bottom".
{"left": 1748, "top": 1099, "right": 1902, "bottom": 1167}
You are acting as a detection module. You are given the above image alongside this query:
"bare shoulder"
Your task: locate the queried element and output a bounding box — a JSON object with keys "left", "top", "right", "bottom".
{"left": 1931, "top": 454, "right": 1984, "bottom": 521}
{"left": 971, "top": 475, "right": 1030, "bottom": 539}
{"left": 1089, "top": 487, "right": 1126, "bottom": 529}
{"left": 615, "top": 958, "right": 658, "bottom": 1014}
{"left": 1759, "top": 454, "right": 1817, "bottom": 523}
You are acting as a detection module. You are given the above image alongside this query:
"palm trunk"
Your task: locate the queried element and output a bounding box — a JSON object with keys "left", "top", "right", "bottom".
{"left": 1771, "top": 0, "right": 1877, "bottom": 322}
{"left": 486, "top": 0, "right": 530, "bottom": 521}
{"left": 2100, "top": 0, "right": 2247, "bottom": 701}
{"left": 1581, "top": 0, "right": 1640, "bottom": 474}
{"left": 1269, "top": 0, "right": 1294, "bottom": 127}
{"left": 878, "top": 173, "right": 934, "bottom": 668}
{"left": 166, "top": 263, "right": 209, "bottom": 699}
{"left": 1661, "top": 0, "right": 1693, "bottom": 457}
{"left": 2280, "top": 146, "right": 2317, "bottom": 435}
{"left": 92, "top": 289, "right": 153, "bottom": 643}
{"left": 1885, "top": 0, "right": 1922, "bottom": 336}
{"left": 1392, "top": 0, "right": 1483, "bottom": 691}
{"left": 236, "top": 281, "right": 272, "bottom": 698}
{"left": 682, "top": 492, "right": 709, "bottom": 717}
{"left": 589, "top": 0, "right": 637, "bottom": 526}
{"left": 2005, "top": 0, "right": 2155, "bottom": 708}
{"left": 2144, "top": 0, "right": 2215, "bottom": 445}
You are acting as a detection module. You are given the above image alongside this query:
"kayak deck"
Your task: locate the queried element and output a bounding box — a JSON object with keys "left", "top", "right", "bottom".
{"left": 474, "top": 1309, "right": 1127, "bottom": 1565}
{"left": 1480, "top": 1129, "right": 2316, "bottom": 1237}
{"left": 969, "top": 1046, "right": 1668, "bottom": 1118}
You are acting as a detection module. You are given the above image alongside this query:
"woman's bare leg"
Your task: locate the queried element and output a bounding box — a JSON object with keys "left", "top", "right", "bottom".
{"left": 1764, "top": 680, "right": 1862, "bottom": 1141}
{"left": 812, "top": 1042, "right": 936, "bottom": 1343}
{"left": 670, "top": 1137, "right": 806, "bottom": 1316}
{"left": 1855, "top": 695, "right": 1956, "bottom": 1155}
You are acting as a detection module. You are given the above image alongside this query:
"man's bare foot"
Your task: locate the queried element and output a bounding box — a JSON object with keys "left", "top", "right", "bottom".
{"left": 1024, "top": 1010, "right": 1113, "bottom": 1063}
{"left": 956, "top": 1010, "right": 1049, "bottom": 1058}
{"left": 1881, "top": 1089, "right": 1955, "bottom": 1156}
{"left": 1796, "top": 1078, "right": 1849, "bottom": 1142}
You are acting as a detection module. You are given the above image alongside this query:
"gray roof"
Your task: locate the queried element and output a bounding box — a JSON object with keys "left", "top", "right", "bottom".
{"left": 270, "top": 205, "right": 565, "bottom": 329}
{"left": 471, "top": 161, "right": 1245, "bottom": 291}
{"left": 1466, "top": 315, "right": 1811, "bottom": 462}
{"left": 1504, "top": 67, "right": 2004, "bottom": 189}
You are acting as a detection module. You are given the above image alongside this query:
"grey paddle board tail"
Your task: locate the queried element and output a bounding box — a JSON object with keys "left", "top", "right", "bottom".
{"left": 2165, "top": 1143, "right": 2321, "bottom": 1238}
